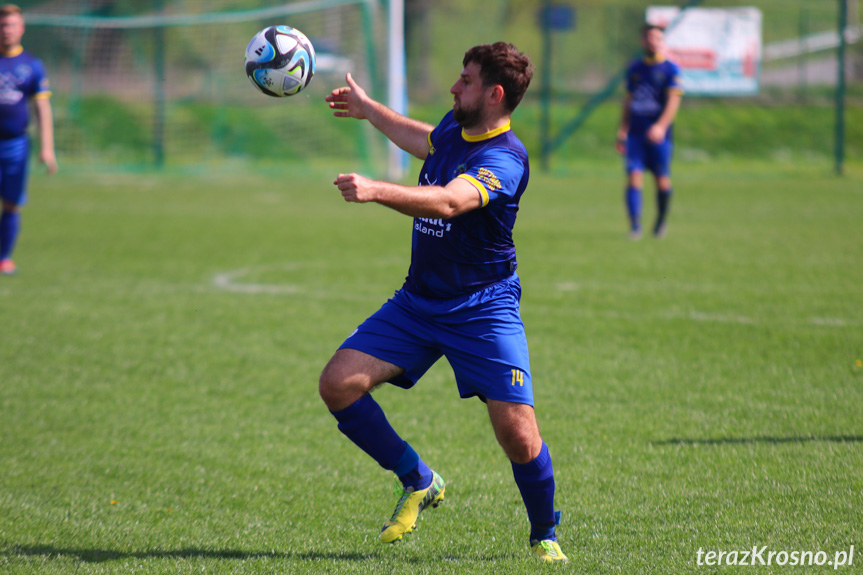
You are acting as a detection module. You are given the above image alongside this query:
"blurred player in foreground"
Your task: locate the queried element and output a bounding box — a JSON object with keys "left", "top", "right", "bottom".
{"left": 0, "top": 4, "right": 57, "bottom": 275}
{"left": 616, "top": 24, "right": 683, "bottom": 239}
{"left": 319, "top": 42, "right": 568, "bottom": 563}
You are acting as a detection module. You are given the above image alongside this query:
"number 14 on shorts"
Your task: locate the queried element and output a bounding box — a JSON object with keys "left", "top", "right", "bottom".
{"left": 511, "top": 369, "right": 525, "bottom": 386}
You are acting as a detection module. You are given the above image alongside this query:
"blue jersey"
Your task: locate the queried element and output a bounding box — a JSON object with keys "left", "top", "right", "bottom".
{"left": 404, "top": 110, "right": 529, "bottom": 299}
{"left": 0, "top": 47, "right": 51, "bottom": 140}
{"left": 625, "top": 55, "right": 683, "bottom": 136}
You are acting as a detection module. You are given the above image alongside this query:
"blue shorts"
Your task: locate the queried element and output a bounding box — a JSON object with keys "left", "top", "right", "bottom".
{"left": 339, "top": 273, "right": 534, "bottom": 405}
{"left": 0, "top": 136, "right": 30, "bottom": 206}
{"left": 626, "top": 132, "right": 673, "bottom": 177}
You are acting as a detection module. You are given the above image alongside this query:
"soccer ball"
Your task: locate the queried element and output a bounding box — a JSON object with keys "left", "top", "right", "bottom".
{"left": 244, "top": 25, "right": 316, "bottom": 97}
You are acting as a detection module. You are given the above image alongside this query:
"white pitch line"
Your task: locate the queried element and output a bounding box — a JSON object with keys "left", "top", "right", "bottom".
{"left": 537, "top": 290, "right": 860, "bottom": 328}
{"left": 685, "top": 311, "right": 756, "bottom": 325}
{"left": 212, "top": 258, "right": 407, "bottom": 298}
{"left": 212, "top": 266, "right": 302, "bottom": 295}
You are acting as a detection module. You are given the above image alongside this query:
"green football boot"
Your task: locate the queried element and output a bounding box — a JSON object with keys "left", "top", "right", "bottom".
{"left": 380, "top": 471, "right": 445, "bottom": 543}
{"left": 531, "top": 539, "right": 569, "bottom": 563}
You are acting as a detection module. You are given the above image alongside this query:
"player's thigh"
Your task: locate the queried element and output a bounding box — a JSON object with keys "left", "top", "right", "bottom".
{"left": 319, "top": 348, "right": 404, "bottom": 410}
{"left": 337, "top": 294, "right": 442, "bottom": 390}
{"left": 625, "top": 133, "right": 647, "bottom": 175}
{"left": 441, "top": 290, "right": 534, "bottom": 405}
{"left": 0, "top": 139, "right": 29, "bottom": 206}
{"left": 646, "top": 139, "right": 673, "bottom": 178}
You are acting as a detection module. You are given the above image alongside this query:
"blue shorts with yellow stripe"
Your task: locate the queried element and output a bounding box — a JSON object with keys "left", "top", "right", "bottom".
{"left": 339, "top": 273, "right": 534, "bottom": 406}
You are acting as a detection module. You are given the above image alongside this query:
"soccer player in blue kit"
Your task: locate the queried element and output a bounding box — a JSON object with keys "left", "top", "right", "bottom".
{"left": 0, "top": 4, "right": 57, "bottom": 275}
{"left": 616, "top": 24, "right": 683, "bottom": 239}
{"left": 320, "top": 43, "right": 568, "bottom": 563}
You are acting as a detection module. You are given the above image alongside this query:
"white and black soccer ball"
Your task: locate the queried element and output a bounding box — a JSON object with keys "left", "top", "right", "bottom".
{"left": 244, "top": 25, "right": 316, "bottom": 97}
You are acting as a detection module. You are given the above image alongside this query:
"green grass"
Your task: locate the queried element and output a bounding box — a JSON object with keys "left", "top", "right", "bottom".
{"left": 1, "top": 160, "right": 862, "bottom": 574}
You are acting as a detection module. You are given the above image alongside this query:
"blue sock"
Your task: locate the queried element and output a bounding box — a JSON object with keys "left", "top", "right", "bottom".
{"left": 625, "top": 186, "right": 642, "bottom": 231}
{"left": 512, "top": 442, "right": 558, "bottom": 542}
{"left": 656, "top": 187, "right": 672, "bottom": 228}
{"left": 394, "top": 443, "right": 433, "bottom": 491}
{"left": 331, "top": 395, "right": 431, "bottom": 490}
{"left": 0, "top": 211, "right": 21, "bottom": 261}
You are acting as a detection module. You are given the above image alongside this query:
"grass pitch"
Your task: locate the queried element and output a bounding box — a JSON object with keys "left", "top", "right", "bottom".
{"left": 1, "top": 161, "right": 861, "bottom": 574}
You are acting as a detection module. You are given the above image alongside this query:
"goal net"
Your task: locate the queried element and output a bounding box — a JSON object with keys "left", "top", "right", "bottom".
{"left": 24, "top": 0, "right": 392, "bottom": 175}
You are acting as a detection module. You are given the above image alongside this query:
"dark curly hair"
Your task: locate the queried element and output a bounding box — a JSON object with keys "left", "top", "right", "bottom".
{"left": 463, "top": 42, "right": 534, "bottom": 112}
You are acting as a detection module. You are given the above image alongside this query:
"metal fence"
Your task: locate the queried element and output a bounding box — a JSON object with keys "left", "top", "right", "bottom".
{"left": 11, "top": 0, "right": 862, "bottom": 171}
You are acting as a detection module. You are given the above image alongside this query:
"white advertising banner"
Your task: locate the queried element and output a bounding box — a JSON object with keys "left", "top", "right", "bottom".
{"left": 647, "top": 6, "right": 762, "bottom": 96}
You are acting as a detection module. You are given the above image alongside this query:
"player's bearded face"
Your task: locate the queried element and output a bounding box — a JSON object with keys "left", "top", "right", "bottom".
{"left": 451, "top": 63, "right": 489, "bottom": 130}
{"left": 453, "top": 99, "right": 484, "bottom": 129}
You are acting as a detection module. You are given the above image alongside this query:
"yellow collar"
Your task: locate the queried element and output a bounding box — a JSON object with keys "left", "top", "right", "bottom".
{"left": 462, "top": 121, "right": 511, "bottom": 142}
{"left": 1, "top": 45, "right": 23, "bottom": 57}
{"left": 643, "top": 53, "right": 667, "bottom": 65}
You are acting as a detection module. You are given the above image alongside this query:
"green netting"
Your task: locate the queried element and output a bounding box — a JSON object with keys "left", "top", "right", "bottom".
{"left": 11, "top": 0, "right": 862, "bottom": 172}
{"left": 21, "top": 0, "right": 386, "bottom": 173}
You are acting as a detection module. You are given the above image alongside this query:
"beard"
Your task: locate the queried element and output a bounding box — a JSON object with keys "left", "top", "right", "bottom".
{"left": 453, "top": 100, "right": 484, "bottom": 129}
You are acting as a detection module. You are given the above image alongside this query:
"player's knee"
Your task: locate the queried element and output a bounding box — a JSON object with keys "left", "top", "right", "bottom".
{"left": 318, "top": 360, "right": 346, "bottom": 406}
{"left": 496, "top": 427, "right": 542, "bottom": 464}
{"left": 318, "top": 358, "right": 365, "bottom": 410}
{"left": 319, "top": 369, "right": 342, "bottom": 407}
{"left": 505, "top": 439, "right": 540, "bottom": 465}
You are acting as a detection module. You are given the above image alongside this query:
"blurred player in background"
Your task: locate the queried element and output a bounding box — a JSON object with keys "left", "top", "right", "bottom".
{"left": 616, "top": 24, "right": 683, "bottom": 240}
{"left": 0, "top": 4, "right": 57, "bottom": 275}
{"left": 319, "top": 42, "right": 568, "bottom": 563}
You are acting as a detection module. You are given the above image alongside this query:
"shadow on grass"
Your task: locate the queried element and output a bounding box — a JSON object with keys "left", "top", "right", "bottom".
{"left": 5, "top": 544, "right": 515, "bottom": 564}
{"left": 652, "top": 435, "right": 863, "bottom": 446}
{"left": 5, "top": 545, "right": 374, "bottom": 563}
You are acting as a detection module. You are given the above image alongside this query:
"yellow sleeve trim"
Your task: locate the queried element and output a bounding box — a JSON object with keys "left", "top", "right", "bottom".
{"left": 458, "top": 174, "right": 489, "bottom": 207}
{"left": 35, "top": 91, "right": 52, "bottom": 99}
{"left": 427, "top": 130, "right": 435, "bottom": 155}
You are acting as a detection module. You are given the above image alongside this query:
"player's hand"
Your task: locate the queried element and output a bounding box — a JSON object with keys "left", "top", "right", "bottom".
{"left": 40, "top": 149, "right": 58, "bottom": 175}
{"left": 647, "top": 123, "right": 667, "bottom": 144}
{"left": 326, "top": 73, "right": 369, "bottom": 120}
{"left": 334, "top": 172, "right": 376, "bottom": 203}
{"left": 615, "top": 129, "right": 627, "bottom": 154}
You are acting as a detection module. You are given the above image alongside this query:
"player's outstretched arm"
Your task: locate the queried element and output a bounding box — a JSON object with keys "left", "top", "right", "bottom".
{"left": 334, "top": 173, "right": 481, "bottom": 219}
{"left": 326, "top": 73, "right": 434, "bottom": 160}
